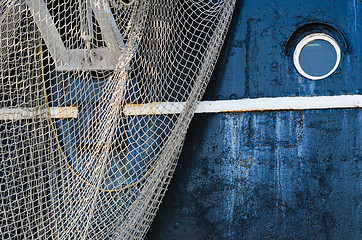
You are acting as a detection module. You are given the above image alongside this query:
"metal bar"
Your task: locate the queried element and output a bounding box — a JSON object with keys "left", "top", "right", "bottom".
{"left": 90, "top": 0, "right": 123, "bottom": 63}
{"left": 25, "top": 0, "right": 66, "bottom": 69}
{"left": 123, "top": 95, "right": 362, "bottom": 116}
{"left": 60, "top": 48, "right": 117, "bottom": 71}
{"left": 27, "top": 0, "right": 120, "bottom": 71}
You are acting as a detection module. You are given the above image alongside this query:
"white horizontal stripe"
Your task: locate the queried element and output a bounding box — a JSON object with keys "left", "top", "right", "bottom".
{"left": 123, "top": 95, "right": 362, "bottom": 116}
{"left": 2, "top": 95, "right": 359, "bottom": 120}
{"left": 0, "top": 107, "right": 78, "bottom": 120}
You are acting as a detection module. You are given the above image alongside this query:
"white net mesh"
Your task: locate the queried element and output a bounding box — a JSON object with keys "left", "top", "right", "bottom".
{"left": 0, "top": 0, "right": 235, "bottom": 239}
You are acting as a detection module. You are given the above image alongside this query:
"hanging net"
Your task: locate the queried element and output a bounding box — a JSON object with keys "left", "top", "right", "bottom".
{"left": 0, "top": 0, "right": 235, "bottom": 239}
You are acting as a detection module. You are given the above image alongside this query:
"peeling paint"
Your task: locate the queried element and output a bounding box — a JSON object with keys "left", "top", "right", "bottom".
{"left": 147, "top": 0, "right": 361, "bottom": 239}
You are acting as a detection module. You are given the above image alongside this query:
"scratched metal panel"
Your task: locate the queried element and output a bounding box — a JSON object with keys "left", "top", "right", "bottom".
{"left": 146, "top": 0, "right": 361, "bottom": 239}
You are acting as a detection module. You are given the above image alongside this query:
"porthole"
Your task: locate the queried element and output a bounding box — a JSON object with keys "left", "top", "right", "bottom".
{"left": 293, "top": 33, "right": 341, "bottom": 80}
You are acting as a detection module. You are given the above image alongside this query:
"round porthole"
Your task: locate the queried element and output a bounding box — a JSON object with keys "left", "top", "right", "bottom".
{"left": 293, "top": 33, "right": 341, "bottom": 80}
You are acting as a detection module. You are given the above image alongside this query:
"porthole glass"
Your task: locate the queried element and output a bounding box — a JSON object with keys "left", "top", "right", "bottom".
{"left": 293, "top": 33, "right": 341, "bottom": 80}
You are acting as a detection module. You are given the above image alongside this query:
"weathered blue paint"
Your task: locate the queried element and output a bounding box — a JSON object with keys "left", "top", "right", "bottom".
{"left": 147, "top": 110, "right": 361, "bottom": 239}
{"left": 146, "top": 0, "right": 361, "bottom": 239}
{"left": 205, "top": 0, "right": 360, "bottom": 101}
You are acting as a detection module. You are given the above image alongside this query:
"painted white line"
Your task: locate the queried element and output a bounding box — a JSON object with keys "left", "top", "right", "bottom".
{"left": 123, "top": 95, "right": 362, "bottom": 116}
{"left": 0, "top": 107, "right": 78, "bottom": 120}
{"left": 49, "top": 107, "right": 78, "bottom": 119}
{"left": 2, "top": 95, "right": 359, "bottom": 119}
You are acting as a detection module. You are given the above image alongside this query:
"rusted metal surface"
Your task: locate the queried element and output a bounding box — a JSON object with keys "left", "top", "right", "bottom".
{"left": 147, "top": 0, "right": 361, "bottom": 239}
{"left": 148, "top": 110, "right": 361, "bottom": 239}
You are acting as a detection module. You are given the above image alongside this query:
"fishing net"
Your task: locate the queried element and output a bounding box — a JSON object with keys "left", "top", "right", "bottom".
{"left": 0, "top": 0, "right": 235, "bottom": 239}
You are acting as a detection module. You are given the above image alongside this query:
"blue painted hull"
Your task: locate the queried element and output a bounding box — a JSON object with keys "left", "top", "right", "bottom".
{"left": 146, "top": 0, "right": 361, "bottom": 239}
